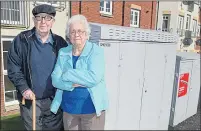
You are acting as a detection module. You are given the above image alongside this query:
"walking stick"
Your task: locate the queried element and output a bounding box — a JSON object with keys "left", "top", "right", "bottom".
{"left": 22, "top": 95, "right": 36, "bottom": 130}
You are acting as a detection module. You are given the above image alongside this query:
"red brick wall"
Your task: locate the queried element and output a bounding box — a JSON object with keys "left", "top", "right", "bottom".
{"left": 71, "top": 1, "right": 157, "bottom": 29}
{"left": 1, "top": 109, "right": 19, "bottom": 117}
{"left": 71, "top": 1, "right": 80, "bottom": 15}
{"left": 72, "top": 1, "right": 123, "bottom": 26}
{"left": 0, "top": 41, "right": 4, "bottom": 116}
{"left": 199, "top": 8, "right": 201, "bottom": 24}
{"left": 124, "top": 1, "right": 157, "bottom": 29}
{"left": 1, "top": 48, "right": 4, "bottom": 116}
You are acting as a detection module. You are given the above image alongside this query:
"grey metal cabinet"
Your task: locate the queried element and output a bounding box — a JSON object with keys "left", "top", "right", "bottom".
{"left": 89, "top": 23, "right": 178, "bottom": 130}
{"left": 169, "top": 52, "right": 200, "bottom": 127}
{"left": 98, "top": 41, "right": 177, "bottom": 130}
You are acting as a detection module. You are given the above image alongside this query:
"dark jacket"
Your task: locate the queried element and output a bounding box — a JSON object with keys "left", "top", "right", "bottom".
{"left": 7, "top": 27, "right": 68, "bottom": 101}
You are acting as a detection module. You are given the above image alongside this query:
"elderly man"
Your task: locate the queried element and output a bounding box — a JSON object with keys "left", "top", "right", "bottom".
{"left": 7, "top": 4, "right": 67, "bottom": 130}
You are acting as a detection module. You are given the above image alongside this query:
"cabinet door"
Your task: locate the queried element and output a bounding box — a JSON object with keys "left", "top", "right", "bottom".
{"left": 173, "top": 60, "right": 193, "bottom": 126}
{"left": 139, "top": 44, "right": 168, "bottom": 130}
{"left": 157, "top": 44, "right": 177, "bottom": 130}
{"left": 116, "top": 42, "right": 146, "bottom": 130}
{"left": 185, "top": 59, "right": 200, "bottom": 119}
{"left": 99, "top": 41, "right": 120, "bottom": 130}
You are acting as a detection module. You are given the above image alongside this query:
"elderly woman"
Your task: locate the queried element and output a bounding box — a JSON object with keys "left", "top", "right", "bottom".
{"left": 50, "top": 14, "right": 109, "bottom": 130}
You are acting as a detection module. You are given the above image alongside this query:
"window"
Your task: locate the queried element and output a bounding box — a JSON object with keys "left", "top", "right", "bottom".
{"left": 197, "top": 25, "right": 201, "bottom": 37}
{"left": 178, "top": 16, "right": 184, "bottom": 30}
{"left": 130, "top": 9, "right": 140, "bottom": 28}
{"left": 186, "top": 15, "right": 191, "bottom": 30}
{"left": 1, "top": 38, "right": 18, "bottom": 106}
{"left": 177, "top": 15, "right": 184, "bottom": 36}
{"left": 1, "top": 1, "right": 20, "bottom": 23}
{"left": 180, "top": 2, "right": 183, "bottom": 10}
{"left": 192, "top": 19, "right": 197, "bottom": 36}
{"left": 100, "top": 1, "right": 112, "bottom": 15}
{"left": 162, "top": 14, "right": 171, "bottom": 32}
{"left": 1, "top": 1, "right": 29, "bottom": 27}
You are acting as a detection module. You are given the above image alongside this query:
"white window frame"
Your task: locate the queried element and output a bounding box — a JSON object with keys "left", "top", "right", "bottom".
{"left": 130, "top": 9, "right": 140, "bottom": 28}
{"left": 186, "top": 14, "right": 191, "bottom": 30}
{"left": 1, "top": 1, "right": 24, "bottom": 25}
{"left": 100, "top": 1, "right": 113, "bottom": 15}
{"left": 1, "top": 37, "right": 19, "bottom": 106}
{"left": 178, "top": 15, "right": 184, "bottom": 30}
{"left": 192, "top": 19, "right": 197, "bottom": 34}
{"left": 197, "top": 24, "right": 201, "bottom": 37}
{"left": 162, "top": 14, "right": 171, "bottom": 32}
{"left": 177, "top": 15, "right": 184, "bottom": 36}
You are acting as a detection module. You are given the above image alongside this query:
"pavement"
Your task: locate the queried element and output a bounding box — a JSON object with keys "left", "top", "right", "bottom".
{"left": 169, "top": 93, "right": 200, "bottom": 130}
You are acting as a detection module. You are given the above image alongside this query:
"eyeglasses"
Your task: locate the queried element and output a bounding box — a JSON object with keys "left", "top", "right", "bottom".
{"left": 70, "top": 30, "right": 86, "bottom": 36}
{"left": 35, "top": 15, "right": 54, "bottom": 21}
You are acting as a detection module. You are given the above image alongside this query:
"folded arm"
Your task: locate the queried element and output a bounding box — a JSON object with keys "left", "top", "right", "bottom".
{"left": 62, "top": 47, "right": 105, "bottom": 88}
{"left": 51, "top": 50, "right": 74, "bottom": 91}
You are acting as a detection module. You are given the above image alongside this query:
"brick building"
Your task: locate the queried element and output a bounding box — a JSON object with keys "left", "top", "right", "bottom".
{"left": 70, "top": 1, "right": 157, "bottom": 29}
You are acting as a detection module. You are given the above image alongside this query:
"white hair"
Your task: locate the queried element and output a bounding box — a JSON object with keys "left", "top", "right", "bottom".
{"left": 66, "top": 14, "right": 91, "bottom": 39}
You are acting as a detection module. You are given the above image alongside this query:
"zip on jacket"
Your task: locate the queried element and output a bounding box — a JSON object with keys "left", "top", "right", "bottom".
{"left": 23, "top": 34, "right": 34, "bottom": 94}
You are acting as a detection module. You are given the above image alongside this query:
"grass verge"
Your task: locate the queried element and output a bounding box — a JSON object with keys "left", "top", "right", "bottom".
{"left": 1, "top": 113, "right": 24, "bottom": 130}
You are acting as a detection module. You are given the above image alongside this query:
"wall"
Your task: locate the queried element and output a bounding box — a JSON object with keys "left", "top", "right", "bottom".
{"left": 157, "top": 1, "right": 179, "bottom": 32}
{"left": 71, "top": 1, "right": 157, "bottom": 29}
{"left": 124, "top": 1, "right": 157, "bottom": 29}
{"left": 71, "top": 1, "right": 123, "bottom": 26}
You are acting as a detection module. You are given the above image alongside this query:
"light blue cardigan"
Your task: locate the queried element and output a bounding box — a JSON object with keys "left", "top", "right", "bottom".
{"left": 50, "top": 41, "right": 109, "bottom": 116}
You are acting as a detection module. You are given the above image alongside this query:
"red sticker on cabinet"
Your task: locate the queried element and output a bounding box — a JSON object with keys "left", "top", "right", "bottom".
{"left": 178, "top": 73, "right": 189, "bottom": 97}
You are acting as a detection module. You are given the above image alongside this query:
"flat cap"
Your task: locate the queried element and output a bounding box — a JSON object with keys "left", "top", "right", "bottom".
{"left": 32, "top": 4, "right": 56, "bottom": 16}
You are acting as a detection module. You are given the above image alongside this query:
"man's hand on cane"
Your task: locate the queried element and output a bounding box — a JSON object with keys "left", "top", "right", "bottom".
{"left": 22, "top": 89, "right": 35, "bottom": 100}
{"left": 22, "top": 89, "right": 36, "bottom": 130}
